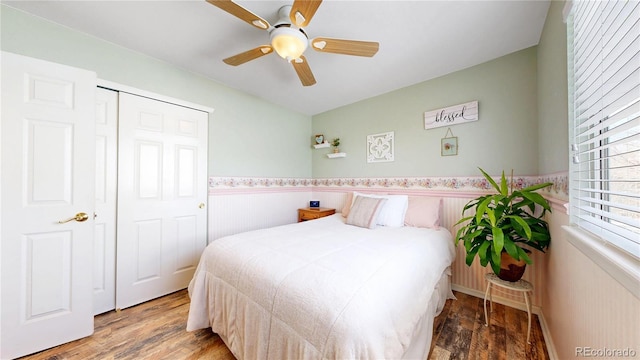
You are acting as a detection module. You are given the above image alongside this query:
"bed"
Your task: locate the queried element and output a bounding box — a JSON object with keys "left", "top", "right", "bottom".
{"left": 187, "top": 195, "right": 456, "bottom": 360}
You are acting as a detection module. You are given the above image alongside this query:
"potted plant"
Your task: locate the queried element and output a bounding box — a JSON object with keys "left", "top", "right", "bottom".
{"left": 331, "top": 138, "right": 340, "bottom": 153}
{"left": 455, "top": 168, "right": 553, "bottom": 281}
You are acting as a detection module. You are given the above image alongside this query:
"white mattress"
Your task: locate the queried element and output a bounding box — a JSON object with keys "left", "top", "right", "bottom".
{"left": 187, "top": 214, "right": 456, "bottom": 359}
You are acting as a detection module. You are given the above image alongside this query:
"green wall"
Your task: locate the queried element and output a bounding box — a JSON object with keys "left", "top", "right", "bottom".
{"left": 312, "top": 47, "right": 540, "bottom": 178}
{"left": 537, "top": 0, "right": 569, "bottom": 174}
{"left": 2, "top": 3, "right": 569, "bottom": 180}
{"left": 0, "top": 5, "right": 312, "bottom": 178}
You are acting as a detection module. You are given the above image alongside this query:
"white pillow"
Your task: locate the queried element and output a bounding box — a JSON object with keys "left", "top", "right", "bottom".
{"left": 351, "top": 192, "right": 408, "bottom": 227}
{"left": 377, "top": 194, "right": 409, "bottom": 227}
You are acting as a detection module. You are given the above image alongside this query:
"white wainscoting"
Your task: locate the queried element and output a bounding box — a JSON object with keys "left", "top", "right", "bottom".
{"left": 542, "top": 211, "right": 639, "bottom": 360}
{"left": 208, "top": 189, "right": 312, "bottom": 242}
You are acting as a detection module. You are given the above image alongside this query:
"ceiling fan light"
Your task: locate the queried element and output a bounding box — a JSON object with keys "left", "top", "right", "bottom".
{"left": 270, "top": 27, "right": 308, "bottom": 61}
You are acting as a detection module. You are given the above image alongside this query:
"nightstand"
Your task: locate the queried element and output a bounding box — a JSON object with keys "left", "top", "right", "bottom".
{"left": 297, "top": 207, "right": 336, "bottom": 222}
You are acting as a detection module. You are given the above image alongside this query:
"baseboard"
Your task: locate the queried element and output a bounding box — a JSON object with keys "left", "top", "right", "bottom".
{"left": 536, "top": 310, "right": 559, "bottom": 360}
{"left": 451, "top": 284, "right": 558, "bottom": 360}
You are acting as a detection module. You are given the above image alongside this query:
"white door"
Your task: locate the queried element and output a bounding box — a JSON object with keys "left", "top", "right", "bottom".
{"left": 1, "top": 52, "right": 96, "bottom": 359}
{"left": 116, "top": 92, "right": 208, "bottom": 309}
{"left": 93, "top": 88, "right": 118, "bottom": 314}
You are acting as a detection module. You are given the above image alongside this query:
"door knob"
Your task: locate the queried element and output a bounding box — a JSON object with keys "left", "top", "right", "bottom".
{"left": 198, "top": 203, "right": 205, "bottom": 209}
{"left": 58, "top": 212, "right": 89, "bottom": 224}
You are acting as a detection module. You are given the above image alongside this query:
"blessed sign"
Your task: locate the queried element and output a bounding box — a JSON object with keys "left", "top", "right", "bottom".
{"left": 424, "top": 101, "right": 479, "bottom": 130}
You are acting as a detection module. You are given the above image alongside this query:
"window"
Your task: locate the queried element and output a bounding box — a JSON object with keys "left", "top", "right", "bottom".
{"left": 568, "top": 0, "right": 640, "bottom": 259}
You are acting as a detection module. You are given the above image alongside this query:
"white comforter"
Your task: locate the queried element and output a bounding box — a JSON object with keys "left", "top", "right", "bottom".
{"left": 187, "top": 214, "right": 455, "bottom": 359}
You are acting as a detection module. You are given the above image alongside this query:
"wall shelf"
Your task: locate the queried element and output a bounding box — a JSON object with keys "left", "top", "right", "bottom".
{"left": 326, "top": 152, "right": 346, "bottom": 159}
{"left": 313, "top": 142, "right": 330, "bottom": 149}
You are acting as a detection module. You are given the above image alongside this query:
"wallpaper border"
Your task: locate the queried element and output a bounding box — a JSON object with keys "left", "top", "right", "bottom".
{"left": 209, "top": 173, "right": 568, "bottom": 200}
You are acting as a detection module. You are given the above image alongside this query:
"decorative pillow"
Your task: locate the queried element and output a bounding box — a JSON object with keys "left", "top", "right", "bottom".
{"left": 341, "top": 191, "right": 387, "bottom": 218}
{"left": 404, "top": 196, "right": 443, "bottom": 229}
{"left": 346, "top": 196, "right": 387, "bottom": 229}
{"left": 346, "top": 192, "right": 408, "bottom": 227}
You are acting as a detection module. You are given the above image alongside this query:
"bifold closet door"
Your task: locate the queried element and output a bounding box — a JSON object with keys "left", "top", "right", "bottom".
{"left": 116, "top": 92, "right": 208, "bottom": 309}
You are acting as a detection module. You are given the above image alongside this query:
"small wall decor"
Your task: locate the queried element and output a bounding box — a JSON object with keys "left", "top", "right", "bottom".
{"left": 331, "top": 138, "right": 341, "bottom": 153}
{"left": 424, "top": 100, "right": 478, "bottom": 130}
{"left": 367, "top": 131, "right": 394, "bottom": 163}
{"left": 313, "top": 134, "right": 330, "bottom": 149}
{"left": 441, "top": 128, "right": 458, "bottom": 156}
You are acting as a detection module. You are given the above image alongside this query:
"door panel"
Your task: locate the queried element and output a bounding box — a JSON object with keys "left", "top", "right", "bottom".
{"left": 134, "top": 219, "right": 163, "bottom": 282}
{"left": 1, "top": 52, "right": 96, "bottom": 359}
{"left": 116, "top": 93, "right": 208, "bottom": 309}
{"left": 25, "top": 73, "right": 75, "bottom": 108}
{"left": 25, "top": 231, "right": 72, "bottom": 318}
{"left": 176, "top": 215, "right": 198, "bottom": 270}
{"left": 26, "top": 119, "right": 73, "bottom": 203}
{"left": 176, "top": 146, "right": 197, "bottom": 197}
{"left": 93, "top": 87, "right": 118, "bottom": 315}
{"left": 137, "top": 141, "right": 163, "bottom": 199}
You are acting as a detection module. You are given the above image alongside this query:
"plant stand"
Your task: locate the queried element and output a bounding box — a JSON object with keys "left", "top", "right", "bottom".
{"left": 483, "top": 272, "right": 534, "bottom": 344}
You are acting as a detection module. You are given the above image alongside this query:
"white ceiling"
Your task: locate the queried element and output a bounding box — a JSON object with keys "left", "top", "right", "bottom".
{"left": 3, "top": 0, "right": 550, "bottom": 115}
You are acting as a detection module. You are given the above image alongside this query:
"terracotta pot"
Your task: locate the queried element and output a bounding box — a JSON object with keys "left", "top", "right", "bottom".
{"left": 497, "top": 251, "right": 526, "bottom": 282}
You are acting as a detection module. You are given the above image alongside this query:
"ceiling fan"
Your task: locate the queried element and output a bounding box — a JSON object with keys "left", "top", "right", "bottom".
{"left": 206, "top": 0, "right": 380, "bottom": 86}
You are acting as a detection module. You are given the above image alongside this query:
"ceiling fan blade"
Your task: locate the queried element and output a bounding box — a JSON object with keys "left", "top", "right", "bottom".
{"left": 289, "top": 0, "right": 322, "bottom": 27}
{"left": 206, "top": 0, "right": 270, "bottom": 30}
{"left": 292, "top": 56, "right": 316, "bottom": 86}
{"left": 223, "top": 46, "right": 273, "bottom": 66}
{"left": 311, "top": 37, "right": 379, "bottom": 57}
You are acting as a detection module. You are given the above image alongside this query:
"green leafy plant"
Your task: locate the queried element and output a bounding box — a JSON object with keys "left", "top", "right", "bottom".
{"left": 455, "top": 168, "right": 553, "bottom": 275}
{"left": 331, "top": 138, "right": 340, "bottom": 147}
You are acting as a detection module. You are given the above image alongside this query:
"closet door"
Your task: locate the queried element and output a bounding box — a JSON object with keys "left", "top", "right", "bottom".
{"left": 93, "top": 87, "right": 118, "bottom": 314}
{"left": 116, "top": 93, "right": 208, "bottom": 309}
{"left": 1, "top": 52, "right": 96, "bottom": 359}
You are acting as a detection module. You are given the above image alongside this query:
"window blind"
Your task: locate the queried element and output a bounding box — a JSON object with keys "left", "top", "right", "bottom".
{"left": 569, "top": 0, "right": 640, "bottom": 258}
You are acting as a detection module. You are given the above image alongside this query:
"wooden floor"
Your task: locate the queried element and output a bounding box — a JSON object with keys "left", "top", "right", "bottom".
{"left": 430, "top": 291, "right": 549, "bottom": 360}
{"left": 20, "top": 290, "right": 548, "bottom": 360}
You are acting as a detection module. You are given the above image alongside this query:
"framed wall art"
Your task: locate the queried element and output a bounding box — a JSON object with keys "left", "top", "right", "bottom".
{"left": 367, "top": 131, "right": 394, "bottom": 163}
{"left": 441, "top": 128, "right": 458, "bottom": 156}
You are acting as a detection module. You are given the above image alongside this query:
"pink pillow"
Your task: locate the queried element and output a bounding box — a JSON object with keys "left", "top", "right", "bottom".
{"left": 341, "top": 192, "right": 354, "bottom": 217}
{"left": 404, "top": 196, "right": 442, "bottom": 229}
